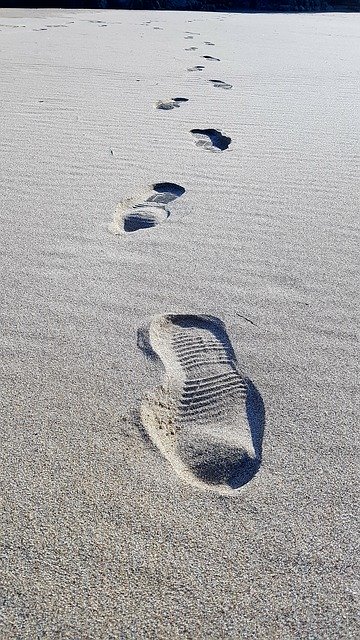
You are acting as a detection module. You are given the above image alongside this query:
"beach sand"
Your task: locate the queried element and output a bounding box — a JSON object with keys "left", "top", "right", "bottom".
{"left": 0, "top": 8, "right": 359, "bottom": 638}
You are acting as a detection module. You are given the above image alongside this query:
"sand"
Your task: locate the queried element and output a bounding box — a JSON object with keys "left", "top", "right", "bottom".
{"left": 0, "top": 8, "right": 359, "bottom": 639}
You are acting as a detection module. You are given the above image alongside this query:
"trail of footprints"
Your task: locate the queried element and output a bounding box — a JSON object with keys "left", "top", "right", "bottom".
{"left": 110, "top": 19, "right": 262, "bottom": 493}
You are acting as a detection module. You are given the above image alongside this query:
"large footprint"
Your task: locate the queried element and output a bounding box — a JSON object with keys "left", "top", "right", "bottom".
{"left": 190, "top": 128, "right": 232, "bottom": 151}
{"left": 110, "top": 183, "right": 185, "bottom": 234}
{"left": 140, "top": 314, "right": 263, "bottom": 493}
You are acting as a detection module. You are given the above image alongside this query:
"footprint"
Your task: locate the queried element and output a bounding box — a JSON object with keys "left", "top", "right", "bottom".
{"left": 209, "top": 79, "right": 232, "bottom": 90}
{"left": 110, "top": 183, "right": 185, "bottom": 234}
{"left": 185, "top": 46, "right": 198, "bottom": 51}
{"left": 184, "top": 35, "right": 193, "bottom": 40}
{"left": 202, "top": 55, "right": 220, "bottom": 62}
{"left": 1, "top": 24, "right": 24, "bottom": 29}
{"left": 190, "top": 129, "right": 231, "bottom": 151}
{"left": 155, "top": 98, "right": 188, "bottom": 110}
{"left": 204, "top": 41, "right": 215, "bottom": 45}
{"left": 140, "top": 314, "right": 263, "bottom": 493}
{"left": 187, "top": 65, "right": 205, "bottom": 72}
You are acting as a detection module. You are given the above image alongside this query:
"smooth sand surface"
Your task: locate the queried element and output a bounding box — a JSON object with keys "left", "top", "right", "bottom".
{"left": 0, "top": 8, "right": 359, "bottom": 638}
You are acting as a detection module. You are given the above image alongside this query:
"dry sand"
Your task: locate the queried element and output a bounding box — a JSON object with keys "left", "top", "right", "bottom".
{"left": 0, "top": 8, "right": 359, "bottom": 639}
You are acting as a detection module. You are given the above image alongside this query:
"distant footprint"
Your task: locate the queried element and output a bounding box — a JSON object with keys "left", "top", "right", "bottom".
{"left": 185, "top": 46, "right": 198, "bottom": 51}
{"left": 184, "top": 35, "right": 193, "bottom": 40}
{"left": 155, "top": 97, "right": 188, "bottom": 110}
{"left": 204, "top": 41, "right": 215, "bottom": 45}
{"left": 187, "top": 65, "right": 205, "bottom": 72}
{"left": 190, "top": 129, "right": 231, "bottom": 151}
{"left": 140, "top": 314, "right": 262, "bottom": 493}
{"left": 202, "top": 55, "right": 220, "bottom": 62}
{"left": 209, "top": 79, "right": 232, "bottom": 90}
{"left": 110, "top": 183, "right": 185, "bottom": 234}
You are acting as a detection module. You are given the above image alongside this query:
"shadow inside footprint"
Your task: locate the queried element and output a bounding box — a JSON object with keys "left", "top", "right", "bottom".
{"left": 123, "top": 212, "right": 158, "bottom": 233}
{"left": 137, "top": 326, "right": 158, "bottom": 361}
{"left": 190, "top": 128, "right": 232, "bottom": 151}
{"left": 245, "top": 379, "right": 265, "bottom": 462}
{"left": 202, "top": 55, "right": 220, "bottom": 61}
{"left": 182, "top": 441, "right": 261, "bottom": 489}
{"left": 149, "top": 182, "right": 185, "bottom": 204}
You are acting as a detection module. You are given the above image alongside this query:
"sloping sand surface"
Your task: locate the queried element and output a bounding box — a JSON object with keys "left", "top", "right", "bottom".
{"left": 0, "top": 9, "right": 359, "bottom": 638}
